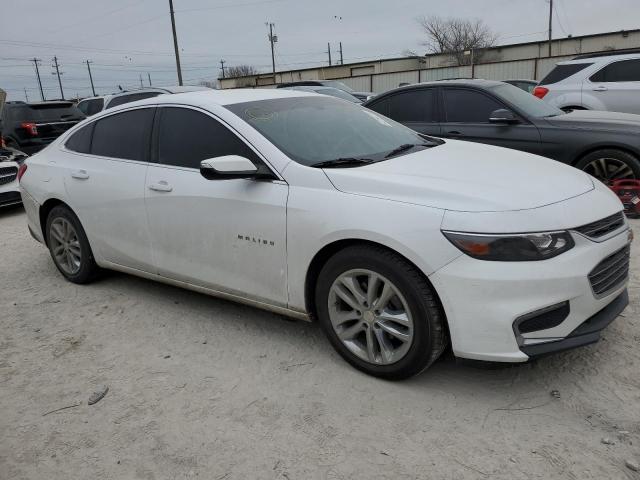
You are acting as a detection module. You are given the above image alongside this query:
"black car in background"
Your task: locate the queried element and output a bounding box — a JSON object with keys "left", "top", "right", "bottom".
{"left": 1, "top": 101, "right": 85, "bottom": 154}
{"left": 363, "top": 79, "right": 640, "bottom": 182}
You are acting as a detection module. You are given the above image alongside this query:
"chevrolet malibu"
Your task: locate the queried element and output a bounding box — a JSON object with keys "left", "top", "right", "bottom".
{"left": 18, "top": 90, "right": 631, "bottom": 379}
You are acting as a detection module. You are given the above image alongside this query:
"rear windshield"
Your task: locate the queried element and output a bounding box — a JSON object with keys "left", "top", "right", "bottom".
{"left": 8, "top": 103, "right": 85, "bottom": 122}
{"left": 539, "top": 63, "right": 593, "bottom": 85}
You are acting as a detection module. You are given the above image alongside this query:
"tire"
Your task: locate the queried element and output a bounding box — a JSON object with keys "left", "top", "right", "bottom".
{"left": 315, "top": 245, "right": 448, "bottom": 380}
{"left": 45, "top": 205, "right": 99, "bottom": 284}
{"left": 575, "top": 148, "right": 640, "bottom": 182}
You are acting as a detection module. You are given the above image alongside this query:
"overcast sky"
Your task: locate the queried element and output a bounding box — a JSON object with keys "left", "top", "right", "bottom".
{"left": 1, "top": 0, "right": 638, "bottom": 100}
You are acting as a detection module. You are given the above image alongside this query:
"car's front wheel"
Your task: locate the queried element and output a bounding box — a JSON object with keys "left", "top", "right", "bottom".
{"left": 46, "top": 205, "right": 99, "bottom": 284}
{"left": 315, "top": 245, "right": 448, "bottom": 380}
{"left": 576, "top": 148, "right": 640, "bottom": 182}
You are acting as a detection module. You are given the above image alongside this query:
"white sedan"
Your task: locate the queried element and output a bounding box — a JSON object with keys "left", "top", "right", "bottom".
{"left": 18, "top": 89, "right": 631, "bottom": 379}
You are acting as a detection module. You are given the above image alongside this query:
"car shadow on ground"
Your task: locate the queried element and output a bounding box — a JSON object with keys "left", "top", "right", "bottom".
{"left": 0, "top": 204, "right": 24, "bottom": 218}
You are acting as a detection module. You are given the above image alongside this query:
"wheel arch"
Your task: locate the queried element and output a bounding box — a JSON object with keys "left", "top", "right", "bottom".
{"left": 304, "top": 238, "right": 448, "bottom": 329}
{"left": 571, "top": 144, "right": 640, "bottom": 167}
{"left": 39, "top": 198, "right": 73, "bottom": 246}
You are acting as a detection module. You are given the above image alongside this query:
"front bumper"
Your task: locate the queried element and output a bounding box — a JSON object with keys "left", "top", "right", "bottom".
{"left": 429, "top": 227, "right": 631, "bottom": 362}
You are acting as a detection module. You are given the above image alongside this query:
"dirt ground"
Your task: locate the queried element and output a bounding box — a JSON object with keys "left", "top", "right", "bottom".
{"left": 1, "top": 205, "right": 639, "bottom": 480}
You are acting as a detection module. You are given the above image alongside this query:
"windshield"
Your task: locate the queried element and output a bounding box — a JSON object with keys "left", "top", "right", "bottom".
{"left": 226, "top": 97, "right": 437, "bottom": 166}
{"left": 490, "top": 83, "right": 564, "bottom": 118}
{"left": 322, "top": 80, "right": 355, "bottom": 93}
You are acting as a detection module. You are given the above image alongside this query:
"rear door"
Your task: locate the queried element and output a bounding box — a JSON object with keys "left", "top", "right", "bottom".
{"left": 440, "top": 87, "right": 541, "bottom": 155}
{"left": 62, "top": 107, "right": 156, "bottom": 272}
{"left": 366, "top": 88, "right": 441, "bottom": 136}
{"left": 144, "top": 106, "right": 289, "bottom": 306}
{"left": 587, "top": 58, "right": 640, "bottom": 114}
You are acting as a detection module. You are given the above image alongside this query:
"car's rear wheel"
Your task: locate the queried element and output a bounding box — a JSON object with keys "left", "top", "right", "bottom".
{"left": 315, "top": 245, "right": 447, "bottom": 380}
{"left": 46, "top": 205, "right": 99, "bottom": 284}
{"left": 576, "top": 149, "right": 640, "bottom": 182}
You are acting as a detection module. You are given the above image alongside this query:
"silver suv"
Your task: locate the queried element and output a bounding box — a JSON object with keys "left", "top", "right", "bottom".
{"left": 534, "top": 52, "right": 640, "bottom": 114}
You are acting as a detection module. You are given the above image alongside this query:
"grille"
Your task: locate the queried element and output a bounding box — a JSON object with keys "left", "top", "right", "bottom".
{"left": 574, "top": 212, "right": 625, "bottom": 239}
{"left": 589, "top": 245, "right": 630, "bottom": 296}
{"left": 0, "top": 166, "right": 18, "bottom": 186}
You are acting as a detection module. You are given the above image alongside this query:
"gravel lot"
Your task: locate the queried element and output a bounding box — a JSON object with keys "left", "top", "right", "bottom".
{"left": 1, "top": 205, "right": 639, "bottom": 479}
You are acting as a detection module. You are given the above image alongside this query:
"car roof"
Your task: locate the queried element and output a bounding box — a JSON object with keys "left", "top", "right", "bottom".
{"left": 97, "top": 88, "right": 319, "bottom": 114}
{"left": 559, "top": 52, "right": 640, "bottom": 64}
{"left": 376, "top": 79, "right": 504, "bottom": 93}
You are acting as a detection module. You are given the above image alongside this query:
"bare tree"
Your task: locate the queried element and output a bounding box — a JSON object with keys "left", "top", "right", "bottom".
{"left": 224, "top": 65, "right": 259, "bottom": 78}
{"left": 417, "top": 16, "right": 498, "bottom": 65}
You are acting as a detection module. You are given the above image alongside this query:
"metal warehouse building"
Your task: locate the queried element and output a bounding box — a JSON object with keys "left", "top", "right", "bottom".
{"left": 218, "top": 29, "right": 640, "bottom": 94}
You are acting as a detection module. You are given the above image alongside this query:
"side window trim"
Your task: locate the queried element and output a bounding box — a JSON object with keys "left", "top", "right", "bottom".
{"left": 150, "top": 104, "right": 283, "bottom": 180}
{"left": 61, "top": 106, "right": 156, "bottom": 165}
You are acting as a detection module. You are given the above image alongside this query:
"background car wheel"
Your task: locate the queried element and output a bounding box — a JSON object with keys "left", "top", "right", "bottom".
{"left": 315, "top": 245, "right": 448, "bottom": 380}
{"left": 576, "top": 149, "right": 640, "bottom": 182}
{"left": 45, "top": 205, "right": 99, "bottom": 284}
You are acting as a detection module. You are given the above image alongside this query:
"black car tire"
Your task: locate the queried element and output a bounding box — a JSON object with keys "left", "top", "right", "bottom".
{"left": 315, "top": 245, "right": 448, "bottom": 380}
{"left": 46, "top": 205, "right": 99, "bottom": 284}
{"left": 575, "top": 148, "right": 640, "bottom": 181}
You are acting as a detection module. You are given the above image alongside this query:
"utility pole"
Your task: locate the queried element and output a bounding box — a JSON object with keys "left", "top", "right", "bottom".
{"left": 267, "top": 23, "right": 277, "bottom": 77}
{"left": 85, "top": 60, "right": 96, "bottom": 96}
{"left": 327, "top": 42, "right": 332, "bottom": 66}
{"left": 52, "top": 56, "right": 64, "bottom": 100}
{"left": 139, "top": 74, "right": 144, "bottom": 88}
{"left": 548, "top": 0, "right": 553, "bottom": 57}
{"left": 168, "top": 0, "right": 183, "bottom": 85}
{"left": 23, "top": 88, "right": 29, "bottom": 102}
{"left": 31, "top": 58, "right": 44, "bottom": 101}
{"left": 148, "top": 72, "right": 152, "bottom": 86}
{"left": 339, "top": 42, "right": 344, "bottom": 65}
{"left": 220, "top": 59, "right": 226, "bottom": 79}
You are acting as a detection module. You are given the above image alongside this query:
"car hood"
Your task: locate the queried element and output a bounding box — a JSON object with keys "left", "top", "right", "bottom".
{"left": 323, "top": 140, "right": 594, "bottom": 212}
{"left": 544, "top": 110, "right": 640, "bottom": 132}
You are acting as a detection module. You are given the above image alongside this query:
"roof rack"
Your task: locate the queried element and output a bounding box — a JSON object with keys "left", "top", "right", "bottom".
{"left": 573, "top": 48, "right": 640, "bottom": 60}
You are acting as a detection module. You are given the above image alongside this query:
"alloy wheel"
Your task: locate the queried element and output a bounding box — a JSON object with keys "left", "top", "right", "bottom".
{"left": 49, "top": 217, "right": 82, "bottom": 275}
{"left": 328, "top": 269, "right": 414, "bottom": 365}
{"left": 583, "top": 157, "right": 635, "bottom": 181}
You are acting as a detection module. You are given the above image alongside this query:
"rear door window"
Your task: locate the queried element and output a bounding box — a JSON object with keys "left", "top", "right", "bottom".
{"left": 386, "top": 89, "right": 437, "bottom": 122}
{"left": 539, "top": 63, "right": 593, "bottom": 85}
{"left": 65, "top": 123, "right": 94, "bottom": 154}
{"left": 442, "top": 88, "right": 504, "bottom": 123}
{"left": 156, "top": 107, "right": 259, "bottom": 169}
{"left": 590, "top": 59, "right": 640, "bottom": 82}
{"left": 91, "top": 108, "right": 154, "bottom": 161}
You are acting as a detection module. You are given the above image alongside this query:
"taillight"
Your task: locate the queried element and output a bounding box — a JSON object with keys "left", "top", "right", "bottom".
{"left": 17, "top": 163, "right": 28, "bottom": 182}
{"left": 0, "top": 137, "right": 5, "bottom": 148}
{"left": 21, "top": 122, "right": 38, "bottom": 136}
{"left": 533, "top": 86, "right": 549, "bottom": 99}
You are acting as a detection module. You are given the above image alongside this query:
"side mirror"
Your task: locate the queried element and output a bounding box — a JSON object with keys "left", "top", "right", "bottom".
{"left": 200, "top": 155, "right": 258, "bottom": 180}
{"left": 489, "top": 109, "right": 518, "bottom": 124}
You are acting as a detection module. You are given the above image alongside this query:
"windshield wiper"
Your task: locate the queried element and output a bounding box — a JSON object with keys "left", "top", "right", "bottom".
{"left": 311, "top": 157, "right": 375, "bottom": 169}
{"left": 384, "top": 143, "right": 432, "bottom": 158}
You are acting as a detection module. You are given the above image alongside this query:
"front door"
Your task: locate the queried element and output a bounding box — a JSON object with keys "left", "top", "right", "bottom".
{"left": 440, "top": 87, "right": 541, "bottom": 155}
{"left": 144, "top": 106, "right": 289, "bottom": 306}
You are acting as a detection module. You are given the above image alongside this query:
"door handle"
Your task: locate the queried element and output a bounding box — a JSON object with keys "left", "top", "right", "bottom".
{"left": 148, "top": 181, "right": 173, "bottom": 193}
{"left": 71, "top": 169, "right": 89, "bottom": 180}
{"left": 593, "top": 86, "right": 608, "bottom": 92}
{"left": 446, "top": 130, "right": 463, "bottom": 136}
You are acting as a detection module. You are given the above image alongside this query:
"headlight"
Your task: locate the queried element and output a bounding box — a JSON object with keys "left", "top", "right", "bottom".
{"left": 442, "top": 230, "right": 575, "bottom": 261}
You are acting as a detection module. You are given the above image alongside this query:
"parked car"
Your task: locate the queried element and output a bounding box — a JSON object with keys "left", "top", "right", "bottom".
{"left": 534, "top": 52, "right": 640, "bottom": 113}
{"left": 504, "top": 79, "right": 538, "bottom": 93}
{"left": 1, "top": 101, "right": 85, "bottom": 154}
{"left": 280, "top": 85, "right": 362, "bottom": 103}
{"left": 20, "top": 90, "right": 630, "bottom": 379}
{"left": 76, "top": 86, "right": 211, "bottom": 117}
{"left": 0, "top": 144, "right": 27, "bottom": 207}
{"left": 364, "top": 79, "right": 640, "bottom": 181}
{"left": 276, "top": 80, "right": 373, "bottom": 101}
